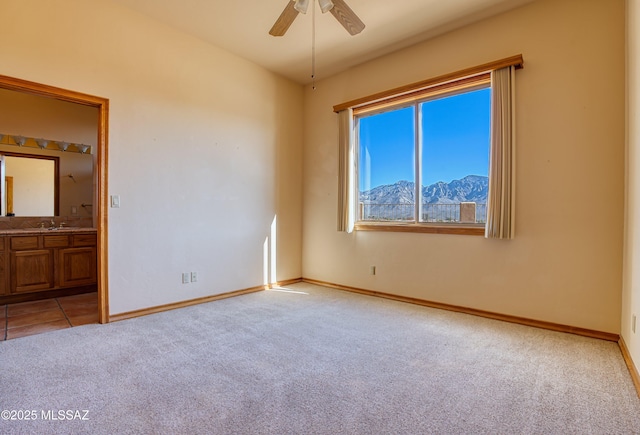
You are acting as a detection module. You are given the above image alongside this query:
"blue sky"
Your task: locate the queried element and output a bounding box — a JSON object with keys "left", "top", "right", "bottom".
{"left": 358, "top": 88, "right": 490, "bottom": 190}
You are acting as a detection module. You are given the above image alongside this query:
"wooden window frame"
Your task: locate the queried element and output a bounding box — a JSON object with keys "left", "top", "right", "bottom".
{"left": 335, "top": 55, "right": 523, "bottom": 236}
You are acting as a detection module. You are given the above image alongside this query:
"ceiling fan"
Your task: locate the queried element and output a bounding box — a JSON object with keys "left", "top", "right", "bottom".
{"left": 269, "top": 0, "right": 365, "bottom": 37}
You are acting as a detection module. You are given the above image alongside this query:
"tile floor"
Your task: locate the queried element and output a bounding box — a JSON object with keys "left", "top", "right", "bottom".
{"left": 0, "top": 292, "right": 98, "bottom": 340}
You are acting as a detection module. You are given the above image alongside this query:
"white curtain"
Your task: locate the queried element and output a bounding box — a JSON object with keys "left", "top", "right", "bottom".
{"left": 485, "top": 66, "right": 516, "bottom": 239}
{"left": 337, "top": 108, "right": 355, "bottom": 233}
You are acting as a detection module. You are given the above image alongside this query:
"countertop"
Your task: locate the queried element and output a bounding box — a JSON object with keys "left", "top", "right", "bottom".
{"left": 0, "top": 228, "right": 97, "bottom": 235}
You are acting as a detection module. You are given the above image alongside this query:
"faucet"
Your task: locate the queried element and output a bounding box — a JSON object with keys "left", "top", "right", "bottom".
{"left": 49, "top": 220, "right": 57, "bottom": 230}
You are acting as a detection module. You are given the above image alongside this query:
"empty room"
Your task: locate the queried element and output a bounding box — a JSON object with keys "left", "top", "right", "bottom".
{"left": 2, "top": 0, "right": 640, "bottom": 433}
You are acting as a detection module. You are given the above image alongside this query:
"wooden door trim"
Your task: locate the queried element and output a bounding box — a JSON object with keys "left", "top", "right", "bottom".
{"left": 0, "top": 74, "right": 109, "bottom": 323}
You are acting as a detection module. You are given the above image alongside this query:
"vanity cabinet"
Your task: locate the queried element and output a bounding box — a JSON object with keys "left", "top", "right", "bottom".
{"left": 7, "top": 231, "right": 97, "bottom": 296}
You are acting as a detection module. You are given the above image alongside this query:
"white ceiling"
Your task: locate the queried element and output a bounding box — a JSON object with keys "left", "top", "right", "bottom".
{"left": 108, "top": 0, "right": 534, "bottom": 84}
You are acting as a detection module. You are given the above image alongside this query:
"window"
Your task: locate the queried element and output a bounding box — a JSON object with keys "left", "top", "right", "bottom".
{"left": 336, "top": 55, "right": 521, "bottom": 237}
{"left": 356, "top": 78, "right": 490, "bottom": 226}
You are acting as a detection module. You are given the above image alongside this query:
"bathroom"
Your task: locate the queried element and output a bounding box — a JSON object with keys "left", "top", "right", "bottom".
{"left": 0, "top": 87, "right": 99, "bottom": 340}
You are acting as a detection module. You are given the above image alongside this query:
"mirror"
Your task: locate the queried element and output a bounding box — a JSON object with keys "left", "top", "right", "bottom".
{"left": 0, "top": 88, "right": 97, "bottom": 217}
{"left": 1, "top": 152, "right": 59, "bottom": 216}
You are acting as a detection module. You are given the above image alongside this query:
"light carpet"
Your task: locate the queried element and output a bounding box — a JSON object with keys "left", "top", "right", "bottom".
{"left": 1, "top": 282, "right": 639, "bottom": 434}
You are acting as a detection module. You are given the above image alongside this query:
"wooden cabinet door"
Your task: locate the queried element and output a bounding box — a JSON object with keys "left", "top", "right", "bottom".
{"left": 11, "top": 249, "right": 54, "bottom": 293}
{"left": 59, "top": 247, "right": 97, "bottom": 287}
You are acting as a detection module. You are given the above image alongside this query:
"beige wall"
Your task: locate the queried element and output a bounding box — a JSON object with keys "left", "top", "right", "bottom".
{"left": 623, "top": 0, "right": 640, "bottom": 368}
{"left": 0, "top": 0, "right": 303, "bottom": 314}
{"left": 0, "top": 89, "right": 97, "bottom": 217}
{"left": 303, "top": 0, "right": 626, "bottom": 333}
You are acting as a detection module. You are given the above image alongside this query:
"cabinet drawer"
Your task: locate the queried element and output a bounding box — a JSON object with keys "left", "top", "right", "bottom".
{"left": 73, "top": 234, "right": 97, "bottom": 247}
{"left": 44, "top": 235, "right": 69, "bottom": 248}
{"left": 11, "top": 236, "right": 39, "bottom": 250}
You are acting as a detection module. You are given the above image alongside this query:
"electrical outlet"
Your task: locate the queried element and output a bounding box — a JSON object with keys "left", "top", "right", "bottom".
{"left": 191, "top": 272, "right": 198, "bottom": 283}
{"left": 633, "top": 314, "right": 637, "bottom": 333}
{"left": 370, "top": 266, "right": 376, "bottom": 275}
{"left": 182, "top": 272, "right": 190, "bottom": 284}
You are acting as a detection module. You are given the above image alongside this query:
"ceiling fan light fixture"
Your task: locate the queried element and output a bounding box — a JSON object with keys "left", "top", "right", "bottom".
{"left": 318, "top": 0, "right": 334, "bottom": 13}
{"left": 293, "top": 0, "right": 309, "bottom": 14}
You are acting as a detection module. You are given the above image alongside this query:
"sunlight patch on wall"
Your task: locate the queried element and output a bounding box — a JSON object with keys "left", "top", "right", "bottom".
{"left": 263, "top": 215, "right": 278, "bottom": 286}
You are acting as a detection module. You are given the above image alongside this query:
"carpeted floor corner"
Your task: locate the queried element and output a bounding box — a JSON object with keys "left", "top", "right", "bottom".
{"left": 1, "top": 282, "right": 639, "bottom": 434}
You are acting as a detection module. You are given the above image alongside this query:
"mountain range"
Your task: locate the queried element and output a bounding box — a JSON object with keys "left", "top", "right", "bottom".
{"left": 359, "top": 175, "right": 488, "bottom": 205}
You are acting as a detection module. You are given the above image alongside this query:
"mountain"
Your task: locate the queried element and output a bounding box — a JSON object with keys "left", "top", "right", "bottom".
{"left": 360, "top": 175, "right": 488, "bottom": 205}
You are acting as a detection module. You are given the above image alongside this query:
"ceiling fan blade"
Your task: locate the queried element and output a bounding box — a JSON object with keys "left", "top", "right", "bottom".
{"left": 329, "top": 0, "right": 365, "bottom": 36}
{"left": 269, "top": 1, "right": 300, "bottom": 37}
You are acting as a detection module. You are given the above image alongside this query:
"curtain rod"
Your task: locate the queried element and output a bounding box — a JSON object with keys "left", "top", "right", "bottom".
{"left": 333, "top": 54, "right": 524, "bottom": 113}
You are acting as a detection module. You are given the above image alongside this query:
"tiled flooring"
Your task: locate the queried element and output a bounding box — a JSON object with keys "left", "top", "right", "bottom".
{"left": 0, "top": 292, "right": 98, "bottom": 341}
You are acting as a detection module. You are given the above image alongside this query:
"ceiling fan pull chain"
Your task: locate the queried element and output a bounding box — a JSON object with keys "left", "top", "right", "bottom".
{"left": 311, "top": 0, "right": 316, "bottom": 90}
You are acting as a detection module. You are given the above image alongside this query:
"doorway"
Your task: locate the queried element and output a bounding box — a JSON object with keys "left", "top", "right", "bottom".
{"left": 0, "top": 74, "right": 109, "bottom": 323}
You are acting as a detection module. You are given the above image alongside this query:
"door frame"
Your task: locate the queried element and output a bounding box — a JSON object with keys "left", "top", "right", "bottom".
{"left": 0, "top": 74, "right": 109, "bottom": 323}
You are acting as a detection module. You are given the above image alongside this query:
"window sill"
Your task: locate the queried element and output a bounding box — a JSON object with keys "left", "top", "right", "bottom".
{"left": 354, "top": 222, "right": 485, "bottom": 236}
